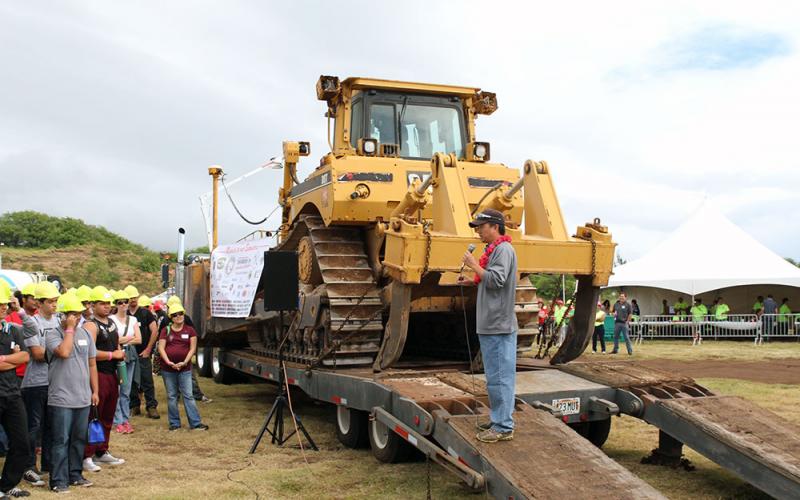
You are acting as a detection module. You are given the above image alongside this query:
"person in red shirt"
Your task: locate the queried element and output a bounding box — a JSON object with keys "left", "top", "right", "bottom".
{"left": 157, "top": 304, "right": 208, "bottom": 431}
{"left": 536, "top": 301, "right": 548, "bottom": 345}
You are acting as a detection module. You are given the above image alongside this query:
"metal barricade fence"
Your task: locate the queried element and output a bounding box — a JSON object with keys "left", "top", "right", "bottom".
{"left": 629, "top": 314, "right": 800, "bottom": 342}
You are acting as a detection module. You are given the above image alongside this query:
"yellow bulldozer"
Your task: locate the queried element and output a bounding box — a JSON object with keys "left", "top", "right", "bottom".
{"left": 190, "top": 75, "right": 615, "bottom": 371}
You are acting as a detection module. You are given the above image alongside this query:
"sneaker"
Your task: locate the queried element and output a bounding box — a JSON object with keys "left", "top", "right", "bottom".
{"left": 23, "top": 470, "right": 45, "bottom": 487}
{"left": 169, "top": 425, "right": 181, "bottom": 431}
{"left": 131, "top": 406, "right": 141, "bottom": 416}
{"left": 123, "top": 421, "right": 134, "bottom": 434}
{"left": 70, "top": 478, "right": 92, "bottom": 488}
{"left": 3, "top": 488, "right": 31, "bottom": 497}
{"left": 114, "top": 424, "right": 126, "bottom": 434}
{"left": 82, "top": 458, "right": 101, "bottom": 473}
{"left": 94, "top": 452, "right": 125, "bottom": 465}
{"left": 475, "top": 428, "right": 514, "bottom": 443}
{"left": 191, "top": 423, "right": 209, "bottom": 431}
{"left": 200, "top": 395, "right": 213, "bottom": 403}
{"left": 50, "top": 485, "right": 70, "bottom": 494}
{"left": 146, "top": 407, "right": 160, "bottom": 419}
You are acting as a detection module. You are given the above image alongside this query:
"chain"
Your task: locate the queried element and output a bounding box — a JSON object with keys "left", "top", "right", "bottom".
{"left": 590, "top": 238, "right": 597, "bottom": 278}
{"left": 421, "top": 220, "right": 433, "bottom": 277}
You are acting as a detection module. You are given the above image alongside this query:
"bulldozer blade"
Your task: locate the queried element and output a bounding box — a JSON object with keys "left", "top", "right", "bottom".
{"left": 550, "top": 276, "right": 599, "bottom": 365}
{"left": 373, "top": 281, "right": 411, "bottom": 372}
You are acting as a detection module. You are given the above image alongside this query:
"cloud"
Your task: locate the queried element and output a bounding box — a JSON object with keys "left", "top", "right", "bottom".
{"left": 0, "top": 1, "right": 798, "bottom": 264}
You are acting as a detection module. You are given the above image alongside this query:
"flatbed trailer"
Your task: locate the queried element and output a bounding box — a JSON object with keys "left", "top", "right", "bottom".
{"left": 208, "top": 347, "right": 800, "bottom": 499}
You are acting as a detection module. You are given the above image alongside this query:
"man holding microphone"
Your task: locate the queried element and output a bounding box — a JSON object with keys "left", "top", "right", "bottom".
{"left": 460, "top": 209, "right": 518, "bottom": 443}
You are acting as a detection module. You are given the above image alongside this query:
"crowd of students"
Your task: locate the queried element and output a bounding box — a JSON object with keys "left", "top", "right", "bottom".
{"left": 0, "top": 282, "right": 209, "bottom": 496}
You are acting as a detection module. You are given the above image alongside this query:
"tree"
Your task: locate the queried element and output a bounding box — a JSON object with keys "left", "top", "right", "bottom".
{"left": 786, "top": 257, "right": 799, "bottom": 267}
{"left": 529, "top": 274, "right": 576, "bottom": 301}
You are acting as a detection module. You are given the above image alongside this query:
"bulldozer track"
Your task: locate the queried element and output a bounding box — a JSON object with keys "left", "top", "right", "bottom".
{"left": 249, "top": 215, "right": 384, "bottom": 366}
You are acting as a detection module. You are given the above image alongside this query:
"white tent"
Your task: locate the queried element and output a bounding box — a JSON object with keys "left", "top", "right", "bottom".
{"left": 607, "top": 201, "right": 800, "bottom": 311}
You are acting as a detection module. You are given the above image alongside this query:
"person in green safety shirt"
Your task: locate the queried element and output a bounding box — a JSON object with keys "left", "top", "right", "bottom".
{"left": 690, "top": 298, "right": 707, "bottom": 346}
{"left": 553, "top": 299, "right": 567, "bottom": 347}
{"left": 777, "top": 298, "right": 792, "bottom": 335}
{"left": 715, "top": 297, "right": 730, "bottom": 321}
{"left": 753, "top": 295, "right": 764, "bottom": 315}
{"left": 674, "top": 297, "right": 689, "bottom": 319}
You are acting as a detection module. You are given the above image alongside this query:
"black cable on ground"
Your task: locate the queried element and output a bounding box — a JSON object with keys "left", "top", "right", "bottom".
{"left": 226, "top": 459, "right": 260, "bottom": 500}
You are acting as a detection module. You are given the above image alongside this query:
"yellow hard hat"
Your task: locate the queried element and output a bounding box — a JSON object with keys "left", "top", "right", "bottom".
{"left": 34, "top": 282, "right": 61, "bottom": 300}
{"left": 76, "top": 286, "right": 92, "bottom": 303}
{"left": 123, "top": 285, "right": 140, "bottom": 300}
{"left": 112, "top": 290, "right": 129, "bottom": 302}
{"left": 21, "top": 283, "right": 37, "bottom": 297}
{"left": 58, "top": 294, "right": 85, "bottom": 314}
{"left": 167, "top": 295, "right": 182, "bottom": 306}
{"left": 0, "top": 280, "right": 10, "bottom": 298}
{"left": 0, "top": 287, "right": 11, "bottom": 304}
{"left": 66, "top": 287, "right": 77, "bottom": 295}
{"left": 168, "top": 303, "right": 185, "bottom": 316}
{"left": 138, "top": 294, "right": 152, "bottom": 307}
{"left": 90, "top": 286, "right": 113, "bottom": 303}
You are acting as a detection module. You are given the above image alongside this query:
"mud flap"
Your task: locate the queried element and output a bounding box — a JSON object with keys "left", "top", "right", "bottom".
{"left": 550, "top": 275, "right": 599, "bottom": 365}
{"left": 373, "top": 281, "right": 411, "bottom": 371}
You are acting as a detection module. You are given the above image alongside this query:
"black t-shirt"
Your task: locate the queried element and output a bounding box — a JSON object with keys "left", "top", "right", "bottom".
{"left": 93, "top": 319, "right": 119, "bottom": 375}
{"left": 0, "top": 322, "right": 26, "bottom": 397}
{"left": 129, "top": 307, "right": 156, "bottom": 354}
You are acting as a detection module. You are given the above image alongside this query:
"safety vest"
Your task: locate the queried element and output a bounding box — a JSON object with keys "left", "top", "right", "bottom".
{"left": 690, "top": 305, "right": 707, "bottom": 322}
{"left": 778, "top": 304, "right": 792, "bottom": 322}
{"left": 554, "top": 305, "right": 566, "bottom": 324}
{"left": 715, "top": 303, "right": 729, "bottom": 320}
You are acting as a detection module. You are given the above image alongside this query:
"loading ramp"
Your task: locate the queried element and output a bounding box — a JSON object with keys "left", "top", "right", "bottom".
{"left": 561, "top": 361, "right": 800, "bottom": 500}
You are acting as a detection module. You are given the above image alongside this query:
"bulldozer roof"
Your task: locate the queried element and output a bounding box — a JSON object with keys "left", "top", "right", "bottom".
{"left": 343, "top": 76, "right": 480, "bottom": 98}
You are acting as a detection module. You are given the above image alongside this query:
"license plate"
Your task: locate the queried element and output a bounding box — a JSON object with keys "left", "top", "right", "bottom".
{"left": 552, "top": 397, "right": 580, "bottom": 415}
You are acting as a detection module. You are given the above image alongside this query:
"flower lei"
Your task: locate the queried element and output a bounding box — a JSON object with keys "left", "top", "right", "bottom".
{"left": 473, "top": 235, "right": 513, "bottom": 284}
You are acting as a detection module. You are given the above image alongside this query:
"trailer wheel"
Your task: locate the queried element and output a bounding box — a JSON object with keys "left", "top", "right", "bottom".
{"left": 368, "top": 416, "right": 413, "bottom": 463}
{"left": 335, "top": 406, "right": 369, "bottom": 449}
{"left": 196, "top": 346, "right": 213, "bottom": 377}
{"left": 587, "top": 417, "right": 611, "bottom": 448}
{"left": 211, "top": 348, "right": 237, "bottom": 385}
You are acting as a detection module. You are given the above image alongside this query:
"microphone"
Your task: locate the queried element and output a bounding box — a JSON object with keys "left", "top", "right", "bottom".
{"left": 460, "top": 243, "right": 477, "bottom": 274}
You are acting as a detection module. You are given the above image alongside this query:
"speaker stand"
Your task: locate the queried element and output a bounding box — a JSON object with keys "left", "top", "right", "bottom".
{"left": 249, "top": 311, "right": 318, "bottom": 454}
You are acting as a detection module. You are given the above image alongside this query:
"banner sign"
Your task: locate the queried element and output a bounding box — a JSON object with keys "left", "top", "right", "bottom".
{"left": 210, "top": 239, "right": 270, "bottom": 318}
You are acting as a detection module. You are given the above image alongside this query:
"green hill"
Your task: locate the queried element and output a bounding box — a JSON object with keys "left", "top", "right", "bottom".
{"left": 0, "top": 211, "right": 164, "bottom": 294}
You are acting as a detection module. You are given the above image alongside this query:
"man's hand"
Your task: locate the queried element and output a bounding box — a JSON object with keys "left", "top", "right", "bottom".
{"left": 91, "top": 392, "right": 99, "bottom": 406}
{"left": 65, "top": 314, "right": 78, "bottom": 330}
{"left": 457, "top": 275, "right": 474, "bottom": 285}
{"left": 462, "top": 251, "right": 478, "bottom": 271}
{"left": 140, "top": 348, "right": 151, "bottom": 358}
{"left": 113, "top": 349, "right": 125, "bottom": 360}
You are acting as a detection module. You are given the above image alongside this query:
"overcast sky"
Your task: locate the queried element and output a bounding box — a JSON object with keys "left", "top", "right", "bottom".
{"left": 1, "top": 1, "right": 798, "bottom": 261}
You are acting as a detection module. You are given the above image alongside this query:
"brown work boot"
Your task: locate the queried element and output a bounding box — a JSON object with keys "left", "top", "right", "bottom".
{"left": 131, "top": 407, "right": 141, "bottom": 416}
{"left": 146, "top": 407, "right": 160, "bottom": 419}
{"left": 476, "top": 428, "right": 513, "bottom": 443}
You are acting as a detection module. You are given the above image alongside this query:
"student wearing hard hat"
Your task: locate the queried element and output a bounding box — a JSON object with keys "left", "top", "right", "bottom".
{"left": 157, "top": 302, "right": 208, "bottom": 431}
{"left": 0, "top": 287, "right": 33, "bottom": 497}
{"left": 110, "top": 289, "right": 141, "bottom": 435}
{"left": 75, "top": 286, "right": 93, "bottom": 328}
{"left": 20, "top": 284, "right": 38, "bottom": 317}
{"left": 20, "top": 281, "right": 62, "bottom": 488}
{"left": 126, "top": 287, "right": 160, "bottom": 420}
{"left": 80, "top": 287, "right": 126, "bottom": 474}
{"left": 45, "top": 294, "right": 100, "bottom": 492}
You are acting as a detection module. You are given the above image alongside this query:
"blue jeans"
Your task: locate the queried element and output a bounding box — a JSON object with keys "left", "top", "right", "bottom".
{"left": 21, "top": 385, "right": 51, "bottom": 471}
{"left": 48, "top": 405, "right": 90, "bottom": 488}
{"left": 162, "top": 370, "right": 201, "bottom": 428}
{"left": 613, "top": 322, "right": 633, "bottom": 354}
{"left": 479, "top": 332, "right": 517, "bottom": 432}
{"left": 114, "top": 359, "right": 136, "bottom": 425}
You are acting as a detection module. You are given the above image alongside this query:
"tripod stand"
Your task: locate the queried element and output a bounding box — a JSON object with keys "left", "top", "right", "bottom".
{"left": 249, "top": 311, "right": 318, "bottom": 453}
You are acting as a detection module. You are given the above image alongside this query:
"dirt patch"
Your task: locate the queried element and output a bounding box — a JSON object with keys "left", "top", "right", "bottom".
{"left": 639, "top": 358, "right": 800, "bottom": 385}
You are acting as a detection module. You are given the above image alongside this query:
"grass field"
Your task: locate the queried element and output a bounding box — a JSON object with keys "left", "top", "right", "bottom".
{"left": 5, "top": 341, "right": 799, "bottom": 499}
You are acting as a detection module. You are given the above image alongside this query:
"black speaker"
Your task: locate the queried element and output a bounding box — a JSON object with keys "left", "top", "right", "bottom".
{"left": 262, "top": 251, "right": 299, "bottom": 312}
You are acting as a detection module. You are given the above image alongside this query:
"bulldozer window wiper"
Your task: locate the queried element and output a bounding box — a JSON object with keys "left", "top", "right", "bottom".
{"left": 398, "top": 96, "right": 408, "bottom": 150}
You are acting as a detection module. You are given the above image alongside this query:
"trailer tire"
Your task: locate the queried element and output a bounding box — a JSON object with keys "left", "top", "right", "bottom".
{"left": 211, "top": 348, "right": 237, "bottom": 385}
{"left": 335, "top": 407, "right": 369, "bottom": 449}
{"left": 196, "top": 346, "right": 213, "bottom": 378}
{"left": 368, "top": 416, "right": 413, "bottom": 463}
{"left": 587, "top": 417, "right": 611, "bottom": 448}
